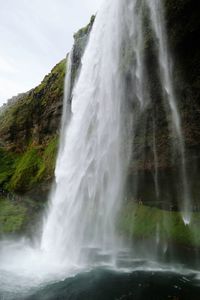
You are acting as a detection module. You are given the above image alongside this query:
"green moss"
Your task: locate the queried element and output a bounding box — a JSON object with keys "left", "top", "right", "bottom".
{"left": 8, "top": 148, "right": 45, "bottom": 192}
{"left": 119, "top": 203, "right": 200, "bottom": 247}
{"left": 42, "top": 136, "right": 59, "bottom": 179}
{"left": 2, "top": 135, "right": 58, "bottom": 193}
{"left": 0, "top": 137, "right": 59, "bottom": 234}
{"left": 38, "top": 59, "right": 66, "bottom": 107}
{"left": 0, "top": 58, "right": 66, "bottom": 151}
{"left": 0, "top": 148, "right": 17, "bottom": 186}
{"left": 0, "top": 197, "right": 27, "bottom": 234}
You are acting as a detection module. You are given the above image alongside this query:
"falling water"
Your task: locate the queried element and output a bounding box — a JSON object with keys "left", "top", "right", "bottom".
{"left": 153, "top": 119, "right": 160, "bottom": 199}
{"left": 41, "top": 0, "right": 135, "bottom": 266}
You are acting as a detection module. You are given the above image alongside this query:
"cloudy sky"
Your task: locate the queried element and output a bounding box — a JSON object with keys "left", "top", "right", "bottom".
{"left": 0, "top": 0, "right": 103, "bottom": 106}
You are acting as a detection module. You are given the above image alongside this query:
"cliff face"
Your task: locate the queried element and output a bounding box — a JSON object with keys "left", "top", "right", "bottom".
{"left": 0, "top": 59, "right": 66, "bottom": 195}
{"left": 166, "top": 0, "right": 200, "bottom": 150}
{"left": 123, "top": 0, "right": 200, "bottom": 207}
{"left": 0, "top": 60, "right": 65, "bottom": 152}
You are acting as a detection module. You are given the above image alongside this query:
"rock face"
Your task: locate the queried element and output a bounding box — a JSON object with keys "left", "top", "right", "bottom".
{"left": 165, "top": 0, "right": 200, "bottom": 151}
{"left": 0, "top": 60, "right": 65, "bottom": 152}
{"left": 124, "top": 0, "right": 200, "bottom": 208}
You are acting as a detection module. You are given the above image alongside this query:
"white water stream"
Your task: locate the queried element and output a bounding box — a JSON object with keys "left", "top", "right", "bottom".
{"left": 41, "top": 0, "right": 130, "bottom": 265}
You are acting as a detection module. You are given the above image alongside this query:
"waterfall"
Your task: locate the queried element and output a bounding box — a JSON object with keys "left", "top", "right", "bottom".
{"left": 41, "top": 0, "right": 134, "bottom": 266}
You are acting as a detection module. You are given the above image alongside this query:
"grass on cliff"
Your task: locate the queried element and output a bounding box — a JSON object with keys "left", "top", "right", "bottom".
{"left": 0, "top": 197, "right": 27, "bottom": 234}
{"left": 119, "top": 203, "right": 200, "bottom": 248}
{"left": 42, "top": 136, "right": 58, "bottom": 179}
{"left": 1, "top": 135, "right": 59, "bottom": 193}
{"left": 0, "top": 58, "right": 66, "bottom": 148}
{"left": 8, "top": 148, "right": 45, "bottom": 192}
{"left": 0, "top": 148, "right": 18, "bottom": 186}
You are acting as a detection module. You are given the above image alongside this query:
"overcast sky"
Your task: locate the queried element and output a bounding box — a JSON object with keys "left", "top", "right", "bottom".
{"left": 0, "top": 0, "right": 103, "bottom": 106}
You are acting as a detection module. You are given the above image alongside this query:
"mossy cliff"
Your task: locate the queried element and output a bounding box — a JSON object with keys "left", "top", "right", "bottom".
{"left": 0, "top": 60, "right": 65, "bottom": 152}
{"left": 119, "top": 203, "right": 200, "bottom": 249}
{"left": 0, "top": 58, "right": 64, "bottom": 194}
{"left": 0, "top": 57, "right": 65, "bottom": 199}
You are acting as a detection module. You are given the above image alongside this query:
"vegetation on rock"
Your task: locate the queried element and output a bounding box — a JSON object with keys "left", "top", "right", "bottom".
{"left": 0, "top": 59, "right": 66, "bottom": 152}
{"left": 119, "top": 203, "right": 200, "bottom": 248}
{"left": 0, "top": 57, "right": 65, "bottom": 195}
{"left": 0, "top": 197, "right": 27, "bottom": 234}
{"left": 0, "top": 135, "right": 58, "bottom": 193}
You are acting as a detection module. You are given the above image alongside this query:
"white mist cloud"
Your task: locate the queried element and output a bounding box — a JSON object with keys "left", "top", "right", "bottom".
{"left": 0, "top": 0, "right": 103, "bottom": 106}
